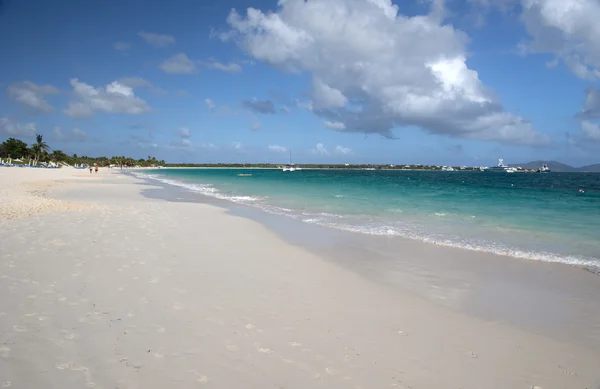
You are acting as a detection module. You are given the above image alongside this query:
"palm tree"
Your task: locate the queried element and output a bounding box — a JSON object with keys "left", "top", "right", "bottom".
{"left": 32, "top": 134, "right": 50, "bottom": 164}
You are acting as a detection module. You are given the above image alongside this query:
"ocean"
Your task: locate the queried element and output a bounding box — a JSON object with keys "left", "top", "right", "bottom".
{"left": 133, "top": 168, "right": 600, "bottom": 271}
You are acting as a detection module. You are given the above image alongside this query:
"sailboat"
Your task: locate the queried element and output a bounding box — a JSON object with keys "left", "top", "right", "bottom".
{"left": 282, "top": 150, "right": 296, "bottom": 172}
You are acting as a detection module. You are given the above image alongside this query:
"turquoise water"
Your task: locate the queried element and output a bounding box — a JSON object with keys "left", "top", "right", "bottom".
{"left": 134, "top": 168, "right": 600, "bottom": 270}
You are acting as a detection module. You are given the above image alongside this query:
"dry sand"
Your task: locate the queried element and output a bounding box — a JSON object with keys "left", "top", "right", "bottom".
{"left": 1, "top": 167, "right": 599, "bottom": 389}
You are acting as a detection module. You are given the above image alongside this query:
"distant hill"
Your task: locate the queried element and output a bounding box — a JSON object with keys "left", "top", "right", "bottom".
{"left": 510, "top": 160, "right": 600, "bottom": 172}
{"left": 578, "top": 163, "right": 600, "bottom": 172}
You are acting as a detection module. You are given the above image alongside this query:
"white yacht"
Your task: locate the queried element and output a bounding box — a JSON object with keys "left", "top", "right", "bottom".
{"left": 441, "top": 166, "right": 455, "bottom": 171}
{"left": 537, "top": 163, "right": 551, "bottom": 173}
{"left": 486, "top": 159, "right": 515, "bottom": 172}
{"left": 282, "top": 150, "right": 296, "bottom": 172}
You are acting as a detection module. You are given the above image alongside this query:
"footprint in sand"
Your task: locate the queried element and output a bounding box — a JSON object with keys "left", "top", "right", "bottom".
{"left": 254, "top": 343, "right": 274, "bottom": 354}
{"left": 396, "top": 330, "right": 408, "bottom": 336}
{"left": 12, "top": 326, "right": 27, "bottom": 332}
{"left": 245, "top": 324, "right": 256, "bottom": 330}
{"left": 56, "top": 363, "right": 71, "bottom": 370}
{"left": 0, "top": 346, "right": 10, "bottom": 358}
{"left": 288, "top": 342, "right": 302, "bottom": 347}
{"left": 1, "top": 381, "right": 11, "bottom": 388}
{"left": 325, "top": 367, "right": 337, "bottom": 376}
{"left": 189, "top": 371, "right": 210, "bottom": 384}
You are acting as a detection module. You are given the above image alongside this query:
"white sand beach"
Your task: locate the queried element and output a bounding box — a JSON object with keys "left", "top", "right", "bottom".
{"left": 1, "top": 167, "right": 599, "bottom": 389}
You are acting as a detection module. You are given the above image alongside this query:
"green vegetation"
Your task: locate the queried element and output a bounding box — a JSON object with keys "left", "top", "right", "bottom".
{"left": 0, "top": 136, "right": 165, "bottom": 167}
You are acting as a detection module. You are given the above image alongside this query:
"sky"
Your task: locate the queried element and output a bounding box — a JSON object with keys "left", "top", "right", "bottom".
{"left": 1, "top": 0, "right": 600, "bottom": 166}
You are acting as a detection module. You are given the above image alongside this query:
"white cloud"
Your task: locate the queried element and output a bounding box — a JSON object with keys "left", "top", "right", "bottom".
{"left": 202, "top": 143, "right": 218, "bottom": 150}
{"left": 8, "top": 81, "right": 59, "bottom": 112}
{"left": 323, "top": 121, "right": 346, "bottom": 130}
{"left": 334, "top": 145, "right": 352, "bottom": 155}
{"left": 168, "top": 138, "right": 193, "bottom": 149}
{"left": 63, "top": 78, "right": 150, "bottom": 118}
{"left": 579, "top": 87, "right": 600, "bottom": 119}
{"left": 519, "top": 0, "right": 600, "bottom": 81}
{"left": 177, "top": 127, "right": 191, "bottom": 138}
{"left": 268, "top": 144, "right": 288, "bottom": 152}
{"left": 137, "top": 31, "right": 175, "bottom": 47}
{"left": 53, "top": 127, "right": 88, "bottom": 142}
{"left": 232, "top": 141, "right": 242, "bottom": 149}
{"left": 160, "top": 53, "right": 197, "bottom": 74}
{"left": 205, "top": 98, "right": 216, "bottom": 112}
{"left": 0, "top": 117, "right": 36, "bottom": 137}
{"left": 201, "top": 59, "right": 242, "bottom": 73}
{"left": 119, "top": 77, "right": 167, "bottom": 95}
{"left": 114, "top": 41, "right": 131, "bottom": 51}
{"left": 312, "top": 143, "right": 329, "bottom": 155}
{"left": 223, "top": 0, "right": 550, "bottom": 146}
{"left": 581, "top": 121, "right": 600, "bottom": 141}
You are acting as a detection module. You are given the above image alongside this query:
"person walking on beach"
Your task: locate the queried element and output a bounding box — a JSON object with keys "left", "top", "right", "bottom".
{"left": 94, "top": 165, "right": 98, "bottom": 173}
{"left": 89, "top": 167, "right": 93, "bottom": 174}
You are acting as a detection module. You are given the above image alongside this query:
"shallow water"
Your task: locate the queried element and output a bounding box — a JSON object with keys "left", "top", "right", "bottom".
{"left": 133, "top": 168, "right": 600, "bottom": 270}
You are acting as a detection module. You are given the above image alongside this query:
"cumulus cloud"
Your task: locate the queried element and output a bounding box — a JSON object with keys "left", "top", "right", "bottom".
{"left": 52, "top": 127, "right": 88, "bottom": 142}
{"left": 168, "top": 138, "right": 193, "bottom": 149}
{"left": 8, "top": 81, "right": 59, "bottom": 112}
{"left": 0, "top": 117, "right": 36, "bottom": 137}
{"left": 201, "top": 59, "right": 242, "bottom": 73}
{"left": 137, "top": 31, "right": 175, "bottom": 47}
{"left": 519, "top": 0, "right": 600, "bottom": 81}
{"left": 268, "top": 144, "right": 288, "bottom": 152}
{"left": 202, "top": 143, "right": 218, "bottom": 150}
{"left": 242, "top": 98, "right": 276, "bottom": 114}
{"left": 160, "top": 53, "right": 197, "bottom": 74}
{"left": 223, "top": 0, "right": 550, "bottom": 146}
{"left": 114, "top": 41, "right": 131, "bottom": 51}
{"left": 581, "top": 121, "right": 600, "bottom": 141}
{"left": 312, "top": 143, "right": 329, "bottom": 155}
{"left": 177, "top": 127, "right": 191, "bottom": 138}
{"left": 63, "top": 78, "right": 150, "bottom": 118}
{"left": 334, "top": 145, "right": 352, "bottom": 155}
{"left": 324, "top": 121, "right": 346, "bottom": 130}
{"left": 578, "top": 87, "right": 600, "bottom": 119}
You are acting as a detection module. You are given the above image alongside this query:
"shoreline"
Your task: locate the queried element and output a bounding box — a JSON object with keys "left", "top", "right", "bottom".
{"left": 135, "top": 170, "right": 600, "bottom": 350}
{"left": 131, "top": 168, "right": 600, "bottom": 273}
{"left": 2, "top": 167, "right": 600, "bottom": 388}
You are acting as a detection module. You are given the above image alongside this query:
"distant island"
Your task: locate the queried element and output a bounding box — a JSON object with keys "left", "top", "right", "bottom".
{"left": 2, "top": 136, "right": 599, "bottom": 172}
{"left": 509, "top": 161, "right": 600, "bottom": 173}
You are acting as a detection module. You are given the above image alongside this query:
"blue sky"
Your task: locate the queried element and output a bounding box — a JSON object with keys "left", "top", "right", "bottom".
{"left": 1, "top": 0, "right": 599, "bottom": 166}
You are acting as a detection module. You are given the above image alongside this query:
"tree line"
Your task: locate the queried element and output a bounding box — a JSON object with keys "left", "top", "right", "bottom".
{"left": 0, "top": 136, "right": 165, "bottom": 167}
